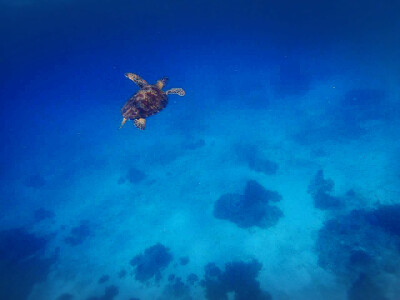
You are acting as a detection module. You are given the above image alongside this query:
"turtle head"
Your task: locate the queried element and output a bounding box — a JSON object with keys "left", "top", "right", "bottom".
{"left": 156, "top": 77, "right": 169, "bottom": 90}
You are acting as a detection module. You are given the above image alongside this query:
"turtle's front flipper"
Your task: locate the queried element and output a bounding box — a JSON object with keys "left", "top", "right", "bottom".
{"left": 166, "top": 88, "right": 185, "bottom": 96}
{"left": 125, "top": 73, "right": 148, "bottom": 88}
{"left": 134, "top": 118, "right": 146, "bottom": 130}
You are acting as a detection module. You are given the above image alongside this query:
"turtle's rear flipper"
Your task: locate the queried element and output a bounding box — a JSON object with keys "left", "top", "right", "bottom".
{"left": 166, "top": 88, "right": 185, "bottom": 96}
{"left": 134, "top": 118, "right": 146, "bottom": 130}
{"left": 119, "top": 118, "right": 128, "bottom": 129}
{"left": 125, "top": 73, "right": 148, "bottom": 88}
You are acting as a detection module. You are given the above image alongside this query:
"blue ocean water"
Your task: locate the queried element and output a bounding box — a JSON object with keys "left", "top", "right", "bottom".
{"left": 1, "top": 0, "right": 400, "bottom": 299}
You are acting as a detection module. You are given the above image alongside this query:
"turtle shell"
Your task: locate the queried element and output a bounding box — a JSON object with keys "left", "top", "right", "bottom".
{"left": 121, "top": 85, "right": 168, "bottom": 120}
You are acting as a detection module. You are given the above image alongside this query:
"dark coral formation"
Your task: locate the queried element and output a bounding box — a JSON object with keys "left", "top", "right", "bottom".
{"left": 367, "top": 204, "right": 400, "bottom": 237}
{"left": 317, "top": 210, "right": 376, "bottom": 277}
{"left": 0, "top": 227, "right": 57, "bottom": 300}
{"left": 317, "top": 210, "right": 389, "bottom": 277}
{"left": 130, "top": 243, "right": 173, "bottom": 283}
{"left": 163, "top": 276, "right": 192, "bottom": 299}
{"left": 316, "top": 205, "right": 400, "bottom": 288}
{"left": 87, "top": 285, "right": 119, "bottom": 300}
{"left": 65, "top": 220, "right": 92, "bottom": 246}
{"left": 235, "top": 144, "right": 278, "bottom": 175}
{"left": 187, "top": 273, "right": 199, "bottom": 285}
{"left": 214, "top": 180, "right": 283, "bottom": 229}
{"left": 347, "top": 273, "right": 388, "bottom": 300}
{"left": 308, "top": 170, "right": 342, "bottom": 210}
{"left": 201, "top": 260, "right": 271, "bottom": 300}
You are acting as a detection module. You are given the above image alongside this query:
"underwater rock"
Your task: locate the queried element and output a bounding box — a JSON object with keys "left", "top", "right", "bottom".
{"left": 347, "top": 273, "right": 388, "bottom": 300}
{"left": 130, "top": 243, "right": 173, "bottom": 283}
{"left": 0, "top": 227, "right": 57, "bottom": 300}
{"left": 65, "top": 220, "right": 92, "bottom": 246}
{"left": 214, "top": 180, "right": 283, "bottom": 229}
{"left": 163, "top": 276, "right": 192, "bottom": 299}
{"left": 202, "top": 259, "right": 271, "bottom": 300}
{"left": 87, "top": 285, "right": 119, "bottom": 300}
{"left": 367, "top": 204, "right": 400, "bottom": 237}
{"left": 308, "top": 170, "right": 334, "bottom": 195}
{"left": 316, "top": 207, "right": 400, "bottom": 281}
{"left": 204, "top": 263, "right": 221, "bottom": 278}
{"left": 244, "top": 180, "right": 282, "bottom": 203}
{"left": 308, "top": 170, "right": 342, "bottom": 210}
{"left": 187, "top": 273, "right": 199, "bottom": 285}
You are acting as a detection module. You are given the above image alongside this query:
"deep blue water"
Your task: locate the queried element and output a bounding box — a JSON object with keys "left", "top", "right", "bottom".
{"left": 1, "top": 0, "right": 400, "bottom": 299}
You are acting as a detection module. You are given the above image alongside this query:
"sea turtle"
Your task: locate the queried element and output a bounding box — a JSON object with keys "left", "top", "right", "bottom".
{"left": 120, "top": 73, "right": 185, "bottom": 130}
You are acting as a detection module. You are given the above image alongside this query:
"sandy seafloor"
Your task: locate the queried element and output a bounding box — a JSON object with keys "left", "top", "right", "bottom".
{"left": 2, "top": 70, "right": 400, "bottom": 299}
{"left": 1, "top": 0, "right": 400, "bottom": 299}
